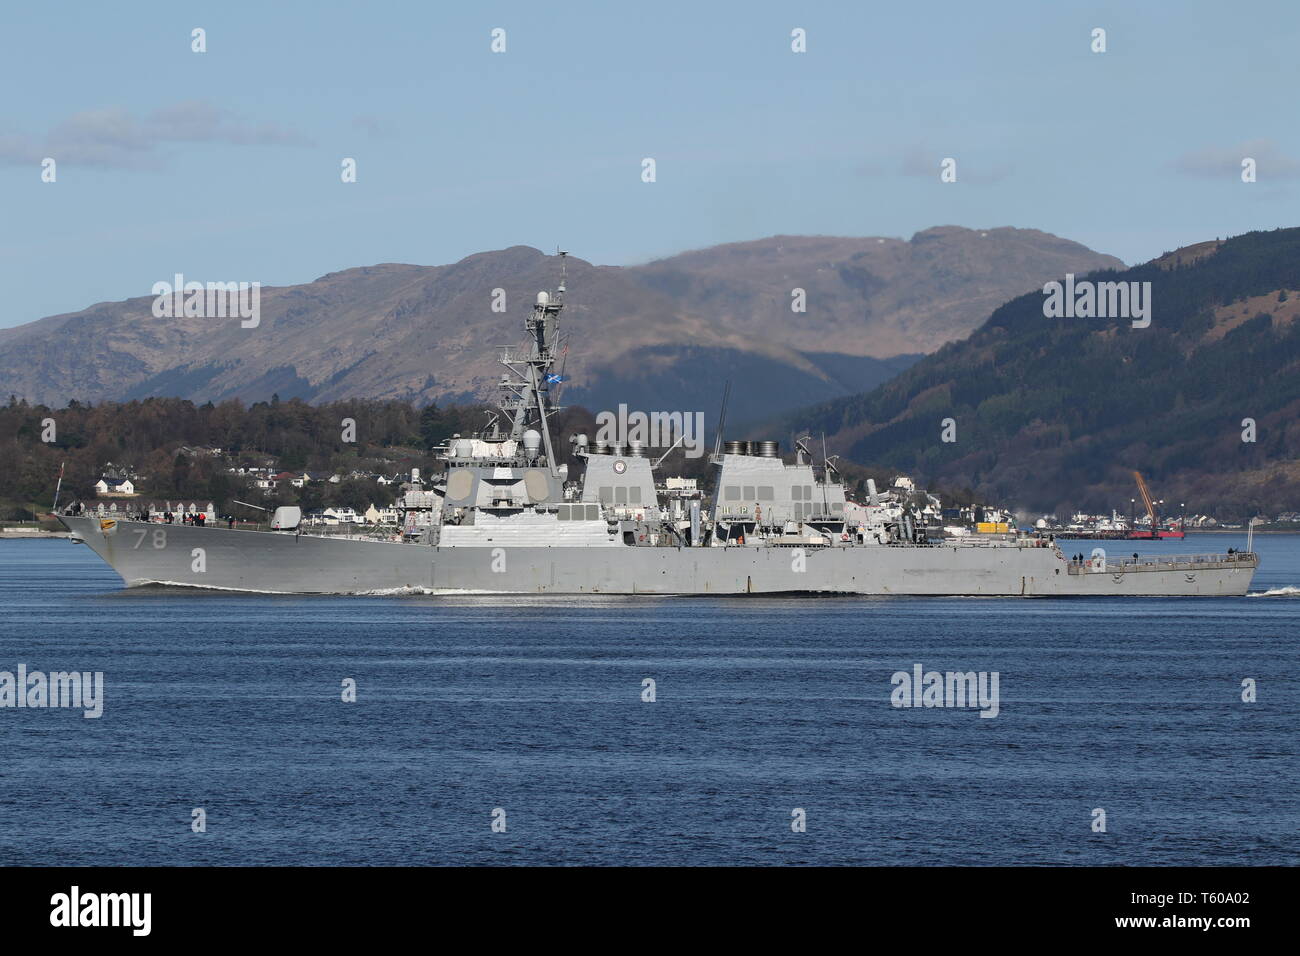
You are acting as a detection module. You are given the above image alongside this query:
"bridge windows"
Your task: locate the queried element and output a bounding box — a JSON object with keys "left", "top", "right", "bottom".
{"left": 598, "top": 486, "right": 643, "bottom": 507}
{"left": 557, "top": 504, "right": 602, "bottom": 520}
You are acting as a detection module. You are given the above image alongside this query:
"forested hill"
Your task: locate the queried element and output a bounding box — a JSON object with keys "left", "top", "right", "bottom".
{"left": 772, "top": 228, "right": 1300, "bottom": 519}
{"left": 0, "top": 395, "right": 620, "bottom": 518}
{"left": 0, "top": 397, "right": 486, "bottom": 517}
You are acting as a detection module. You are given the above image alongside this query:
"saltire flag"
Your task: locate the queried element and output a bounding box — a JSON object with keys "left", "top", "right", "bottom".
{"left": 545, "top": 374, "right": 566, "bottom": 385}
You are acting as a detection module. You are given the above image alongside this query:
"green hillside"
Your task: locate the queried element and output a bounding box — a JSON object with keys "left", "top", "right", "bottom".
{"left": 777, "top": 228, "right": 1300, "bottom": 519}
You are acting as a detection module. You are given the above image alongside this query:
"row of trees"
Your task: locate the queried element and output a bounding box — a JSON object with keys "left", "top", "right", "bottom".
{"left": 0, "top": 395, "right": 692, "bottom": 520}
{"left": 0, "top": 395, "right": 496, "bottom": 517}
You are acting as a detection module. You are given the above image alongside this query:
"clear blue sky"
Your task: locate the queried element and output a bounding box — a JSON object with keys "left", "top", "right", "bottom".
{"left": 1, "top": 0, "right": 1297, "bottom": 327}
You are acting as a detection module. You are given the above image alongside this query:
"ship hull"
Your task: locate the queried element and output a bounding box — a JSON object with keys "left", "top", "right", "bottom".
{"left": 60, "top": 517, "right": 1257, "bottom": 597}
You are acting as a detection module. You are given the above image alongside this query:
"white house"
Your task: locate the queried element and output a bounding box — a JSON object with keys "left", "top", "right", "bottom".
{"left": 94, "top": 477, "right": 136, "bottom": 497}
{"left": 364, "top": 504, "right": 401, "bottom": 526}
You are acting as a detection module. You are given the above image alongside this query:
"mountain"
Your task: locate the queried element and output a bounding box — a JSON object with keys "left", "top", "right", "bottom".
{"left": 770, "top": 228, "right": 1300, "bottom": 519}
{"left": 0, "top": 227, "right": 1123, "bottom": 424}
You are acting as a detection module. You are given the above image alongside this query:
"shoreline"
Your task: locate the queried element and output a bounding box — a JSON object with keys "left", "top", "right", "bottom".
{"left": 1049, "top": 528, "right": 1297, "bottom": 535}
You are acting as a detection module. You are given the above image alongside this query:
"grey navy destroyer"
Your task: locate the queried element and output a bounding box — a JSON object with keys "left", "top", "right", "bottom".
{"left": 58, "top": 263, "right": 1258, "bottom": 596}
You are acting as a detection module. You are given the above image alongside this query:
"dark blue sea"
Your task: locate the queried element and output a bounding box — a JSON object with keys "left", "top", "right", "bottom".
{"left": 1, "top": 532, "right": 1296, "bottom": 866}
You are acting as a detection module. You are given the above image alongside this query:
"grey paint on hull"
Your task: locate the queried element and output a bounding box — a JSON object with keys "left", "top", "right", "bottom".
{"left": 61, "top": 517, "right": 1257, "bottom": 597}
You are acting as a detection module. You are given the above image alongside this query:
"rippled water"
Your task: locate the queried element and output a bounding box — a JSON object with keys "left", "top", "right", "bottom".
{"left": 0, "top": 533, "right": 1296, "bottom": 865}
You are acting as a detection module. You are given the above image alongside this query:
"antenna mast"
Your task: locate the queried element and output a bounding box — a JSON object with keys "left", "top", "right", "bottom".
{"left": 712, "top": 381, "right": 731, "bottom": 459}
{"left": 51, "top": 461, "right": 65, "bottom": 515}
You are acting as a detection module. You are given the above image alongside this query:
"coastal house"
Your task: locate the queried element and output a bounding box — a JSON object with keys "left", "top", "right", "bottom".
{"left": 94, "top": 477, "right": 136, "bottom": 497}
{"left": 363, "top": 504, "right": 401, "bottom": 526}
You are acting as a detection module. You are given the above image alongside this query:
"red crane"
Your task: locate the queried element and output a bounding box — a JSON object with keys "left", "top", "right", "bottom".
{"left": 1130, "top": 471, "right": 1185, "bottom": 539}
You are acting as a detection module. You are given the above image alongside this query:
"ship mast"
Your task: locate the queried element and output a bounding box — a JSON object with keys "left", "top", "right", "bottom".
{"left": 496, "top": 252, "right": 567, "bottom": 476}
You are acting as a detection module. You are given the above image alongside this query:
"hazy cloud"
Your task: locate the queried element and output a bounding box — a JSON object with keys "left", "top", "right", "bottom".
{"left": 900, "top": 147, "right": 937, "bottom": 178}
{"left": 0, "top": 100, "right": 313, "bottom": 169}
{"left": 900, "top": 146, "right": 1013, "bottom": 184}
{"left": 352, "top": 114, "right": 394, "bottom": 139}
{"left": 0, "top": 133, "right": 41, "bottom": 165}
{"left": 1173, "top": 138, "right": 1300, "bottom": 180}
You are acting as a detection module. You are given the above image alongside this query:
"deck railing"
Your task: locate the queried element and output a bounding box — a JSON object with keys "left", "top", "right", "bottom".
{"left": 1066, "top": 552, "right": 1256, "bottom": 573}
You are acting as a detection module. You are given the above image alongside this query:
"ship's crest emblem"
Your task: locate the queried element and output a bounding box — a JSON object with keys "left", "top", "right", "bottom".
{"left": 99, "top": 519, "right": 117, "bottom": 535}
